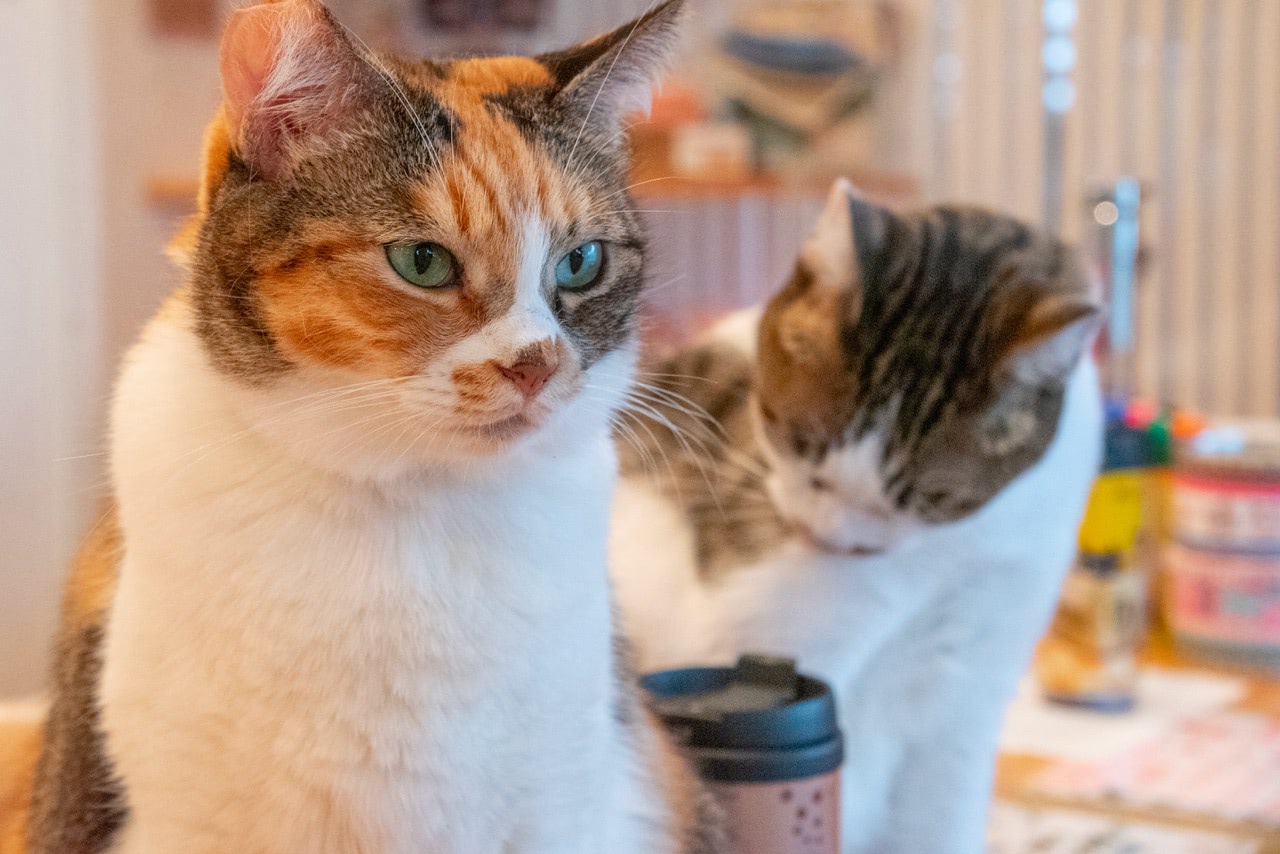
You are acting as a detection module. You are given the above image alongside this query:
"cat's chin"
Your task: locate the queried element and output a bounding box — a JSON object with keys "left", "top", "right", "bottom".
{"left": 466, "top": 413, "right": 538, "bottom": 441}
{"left": 440, "top": 413, "right": 544, "bottom": 456}
{"left": 789, "top": 525, "right": 889, "bottom": 558}
{"left": 783, "top": 517, "right": 917, "bottom": 558}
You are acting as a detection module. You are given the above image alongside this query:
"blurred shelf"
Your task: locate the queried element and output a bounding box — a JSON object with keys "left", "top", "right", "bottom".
{"left": 625, "top": 167, "right": 918, "bottom": 204}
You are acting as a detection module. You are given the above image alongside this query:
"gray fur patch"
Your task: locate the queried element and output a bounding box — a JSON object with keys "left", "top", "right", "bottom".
{"left": 26, "top": 623, "right": 125, "bottom": 854}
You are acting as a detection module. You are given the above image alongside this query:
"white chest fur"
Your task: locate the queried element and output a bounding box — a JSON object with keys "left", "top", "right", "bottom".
{"left": 103, "top": 320, "right": 632, "bottom": 854}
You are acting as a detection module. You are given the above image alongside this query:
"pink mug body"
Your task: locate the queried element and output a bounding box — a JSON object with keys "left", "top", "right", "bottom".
{"left": 711, "top": 770, "right": 841, "bottom": 854}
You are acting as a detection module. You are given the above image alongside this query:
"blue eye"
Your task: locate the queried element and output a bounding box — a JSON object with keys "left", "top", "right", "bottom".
{"left": 386, "top": 242, "right": 455, "bottom": 289}
{"left": 555, "top": 241, "right": 604, "bottom": 291}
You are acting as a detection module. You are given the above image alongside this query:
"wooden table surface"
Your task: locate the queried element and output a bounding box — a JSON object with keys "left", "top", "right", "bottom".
{"left": 995, "top": 630, "right": 1280, "bottom": 851}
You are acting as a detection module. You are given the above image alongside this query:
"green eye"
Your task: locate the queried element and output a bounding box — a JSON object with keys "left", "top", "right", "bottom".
{"left": 555, "top": 241, "right": 604, "bottom": 291}
{"left": 386, "top": 242, "right": 456, "bottom": 289}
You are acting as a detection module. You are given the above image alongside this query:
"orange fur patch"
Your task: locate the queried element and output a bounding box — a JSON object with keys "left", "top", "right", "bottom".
{"left": 167, "top": 110, "right": 235, "bottom": 267}
{"left": 63, "top": 509, "right": 123, "bottom": 634}
{"left": 428, "top": 59, "right": 589, "bottom": 236}
{"left": 758, "top": 276, "right": 855, "bottom": 436}
{"left": 451, "top": 363, "right": 506, "bottom": 405}
{"left": 0, "top": 718, "right": 41, "bottom": 854}
{"left": 448, "top": 57, "right": 552, "bottom": 94}
{"left": 258, "top": 246, "right": 502, "bottom": 375}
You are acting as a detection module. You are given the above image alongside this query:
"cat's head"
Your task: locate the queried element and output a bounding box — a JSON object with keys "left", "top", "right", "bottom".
{"left": 756, "top": 180, "right": 1101, "bottom": 554}
{"left": 181, "top": 0, "right": 683, "bottom": 479}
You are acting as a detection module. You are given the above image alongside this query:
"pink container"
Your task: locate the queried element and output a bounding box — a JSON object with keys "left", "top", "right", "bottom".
{"left": 642, "top": 655, "right": 844, "bottom": 854}
{"left": 1167, "top": 430, "right": 1280, "bottom": 668}
{"left": 709, "top": 775, "right": 840, "bottom": 854}
{"left": 1173, "top": 473, "right": 1280, "bottom": 552}
{"left": 1165, "top": 544, "right": 1280, "bottom": 650}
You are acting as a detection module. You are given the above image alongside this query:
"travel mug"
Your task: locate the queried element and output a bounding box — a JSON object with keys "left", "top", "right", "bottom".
{"left": 642, "top": 654, "right": 844, "bottom": 854}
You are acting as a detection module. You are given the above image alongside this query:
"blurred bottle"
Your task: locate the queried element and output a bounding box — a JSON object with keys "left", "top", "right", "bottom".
{"left": 1035, "top": 181, "right": 1156, "bottom": 711}
{"left": 1036, "top": 412, "right": 1159, "bottom": 711}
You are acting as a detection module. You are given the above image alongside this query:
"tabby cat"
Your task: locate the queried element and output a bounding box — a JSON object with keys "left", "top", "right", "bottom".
{"left": 612, "top": 179, "right": 1103, "bottom": 853}
{"left": 0, "top": 1, "right": 723, "bottom": 852}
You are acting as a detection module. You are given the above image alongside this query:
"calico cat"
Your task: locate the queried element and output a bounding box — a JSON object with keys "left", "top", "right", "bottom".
{"left": 0, "top": 1, "right": 724, "bottom": 852}
{"left": 611, "top": 179, "right": 1103, "bottom": 854}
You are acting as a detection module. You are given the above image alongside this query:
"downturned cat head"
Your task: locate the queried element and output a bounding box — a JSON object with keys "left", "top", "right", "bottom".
{"left": 757, "top": 179, "right": 1101, "bottom": 554}
{"left": 180, "top": 0, "right": 684, "bottom": 478}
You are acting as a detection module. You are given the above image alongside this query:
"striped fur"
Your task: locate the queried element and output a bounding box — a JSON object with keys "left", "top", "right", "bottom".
{"left": 12, "top": 1, "right": 724, "bottom": 852}
{"left": 622, "top": 180, "right": 1101, "bottom": 568}
{"left": 11, "top": 511, "right": 124, "bottom": 854}
{"left": 757, "top": 181, "right": 1101, "bottom": 540}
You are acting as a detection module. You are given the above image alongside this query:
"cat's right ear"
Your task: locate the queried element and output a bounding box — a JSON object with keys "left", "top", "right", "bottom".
{"left": 220, "top": 0, "right": 373, "bottom": 180}
{"left": 801, "top": 178, "right": 900, "bottom": 298}
{"left": 1000, "top": 293, "right": 1103, "bottom": 384}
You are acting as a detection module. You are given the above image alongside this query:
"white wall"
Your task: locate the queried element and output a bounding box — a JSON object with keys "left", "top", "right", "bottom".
{"left": 97, "top": 1, "right": 222, "bottom": 364}
{"left": 0, "top": 0, "right": 104, "bottom": 695}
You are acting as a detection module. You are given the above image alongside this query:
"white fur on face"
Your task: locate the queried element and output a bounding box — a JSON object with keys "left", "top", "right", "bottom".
{"left": 452, "top": 213, "right": 560, "bottom": 370}
{"left": 762, "top": 425, "right": 921, "bottom": 555}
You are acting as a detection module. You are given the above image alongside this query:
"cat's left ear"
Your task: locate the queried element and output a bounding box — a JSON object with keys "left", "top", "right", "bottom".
{"left": 1001, "top": 292, "right": 1104, "bottom": 384}
{"left": 538, "top": 0, "right": 687, "bottom": 130}
{"left": 802, "top": 178, "right": 903, "bottom": 297}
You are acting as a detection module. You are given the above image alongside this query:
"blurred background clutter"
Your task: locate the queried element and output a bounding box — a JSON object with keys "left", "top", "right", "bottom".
{"left": 3, "top": 1, "right": 1280, "bottom": 849}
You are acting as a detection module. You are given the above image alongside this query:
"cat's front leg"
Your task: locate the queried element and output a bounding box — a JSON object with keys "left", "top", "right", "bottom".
{"left": 502, "top": 805, "right": 608, "bottom": 854}
{"left": 876, "top": 705, "right": 1005, "bottom": 854}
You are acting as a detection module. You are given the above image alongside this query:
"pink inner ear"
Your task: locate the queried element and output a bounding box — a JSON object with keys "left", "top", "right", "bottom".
{"left": 220, "top": 5, "right": 285, "bottom": 145}
{"left": 218, "top": 0, "right": 353, "bottom": 179}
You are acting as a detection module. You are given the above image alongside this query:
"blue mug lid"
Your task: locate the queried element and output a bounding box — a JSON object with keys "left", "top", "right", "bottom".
{"left": 641, "top": 655, "right": 844, "bottom": 783}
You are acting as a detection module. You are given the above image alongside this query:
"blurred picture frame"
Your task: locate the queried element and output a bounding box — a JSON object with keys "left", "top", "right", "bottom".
{"left": 147, "top": 0, "right": 219, "bottom": 40}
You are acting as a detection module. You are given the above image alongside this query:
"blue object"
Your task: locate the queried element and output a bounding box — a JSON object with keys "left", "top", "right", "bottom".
{"left": 722, "top": 30, "right": 864, "bottom": 76}
{"left": 1109, "top": 179, "right": 1141, "bottom": 355}
{"left": 641, "top": 654, "right": 844, "bottom": 783}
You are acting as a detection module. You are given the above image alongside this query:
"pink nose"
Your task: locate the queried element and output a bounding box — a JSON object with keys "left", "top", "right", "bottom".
{"left": 498, "top": 359, "right": 558, "bottom": 399}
